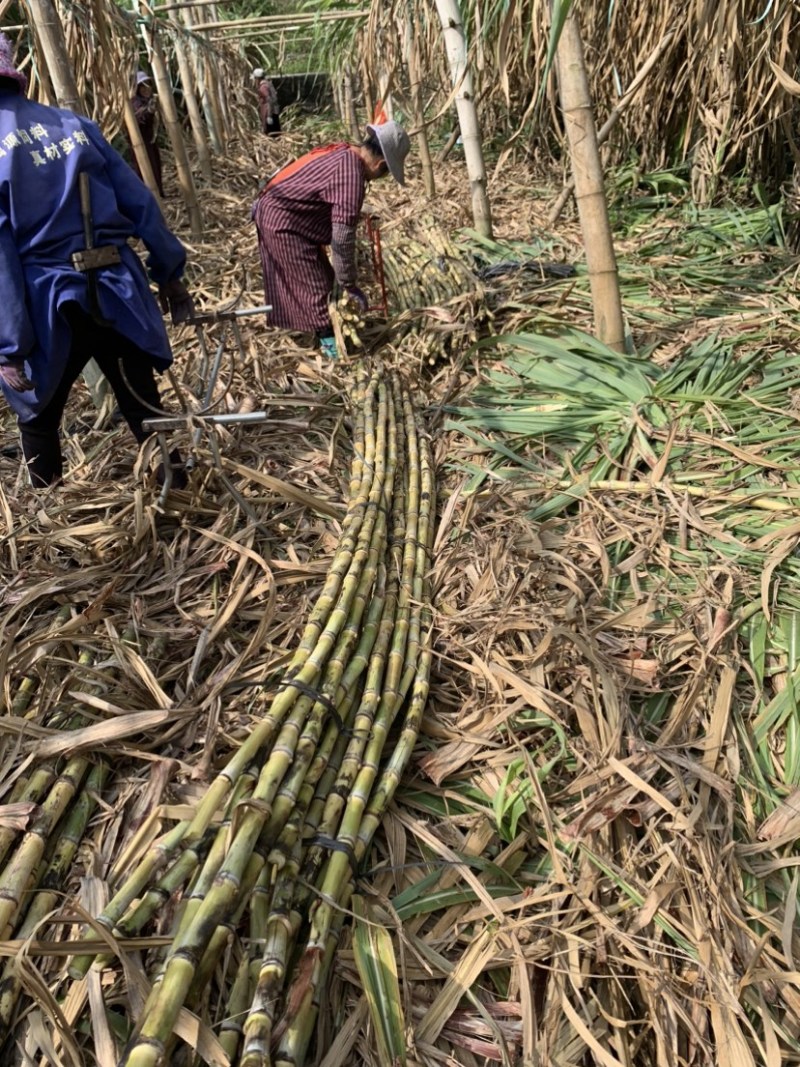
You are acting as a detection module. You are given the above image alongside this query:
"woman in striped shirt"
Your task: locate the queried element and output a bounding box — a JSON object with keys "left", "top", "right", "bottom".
{"left": 253, "top": 121, "right": 410, "bottom": 356}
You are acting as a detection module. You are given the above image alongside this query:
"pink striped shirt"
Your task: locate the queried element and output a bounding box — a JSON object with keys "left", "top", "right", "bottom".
{"left": 255, "top": 145, "right": 366, "bottom": 245}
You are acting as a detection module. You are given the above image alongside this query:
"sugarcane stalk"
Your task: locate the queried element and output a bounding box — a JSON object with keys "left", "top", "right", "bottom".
{"left": 120, "top": 377, "right": 393, "bottom": 1064}
{"left": 239, "top": 838, "right": 303, "bottom": 1066}
{"left": 0, "top": 755, "right": 91, "bottom": 940}
{"left": 274, "top": 382, "right": 425, "bottom": 1044}
{"left": 238, "top": 682, "right": 367, "bottom": 1064}
{"left": 273, "top": 908, "right": 347, "bottom": 1067}
{"left": 0, "top": 767, "right": 56, "bottom": 870}
{"left": 68, "top": 819, "right": 191, "bottom": 978}
{"left": 219, "top": 950, "right": 252, "bottom": 1063}
{"left": 187, "top": 849, "right": 266, "bottom": 1007}
{"left": 0, "top": 760, "right": 109, "bottom": 1029}
{"left": 276, "top": 425, "right": 434, "bottom": 1066}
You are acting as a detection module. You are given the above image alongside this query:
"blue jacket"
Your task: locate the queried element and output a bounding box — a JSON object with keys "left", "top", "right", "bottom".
{"left": 0, "top": 87, "right": 186, "bottom": 421}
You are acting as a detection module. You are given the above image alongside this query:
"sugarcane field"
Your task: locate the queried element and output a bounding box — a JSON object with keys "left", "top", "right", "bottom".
{"left": 5, "top": 0, "right": 800, "bottom": 1065}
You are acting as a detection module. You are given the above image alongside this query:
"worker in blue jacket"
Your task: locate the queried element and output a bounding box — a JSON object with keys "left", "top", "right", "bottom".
{"left": 0, "top": 34, "right": 193, "bottom": 488}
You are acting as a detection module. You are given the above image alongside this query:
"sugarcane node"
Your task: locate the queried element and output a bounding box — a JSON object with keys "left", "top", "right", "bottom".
{"left": 309, "top": 834, "right": 359, "bottom": 871}
{"left": 275, "top": 677, "right": 349, "bottom": 734}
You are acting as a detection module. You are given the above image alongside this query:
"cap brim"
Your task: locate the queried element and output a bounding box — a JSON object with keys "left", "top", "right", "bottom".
{"left": 367, "top": 123, "right": 406, "bottom": 186}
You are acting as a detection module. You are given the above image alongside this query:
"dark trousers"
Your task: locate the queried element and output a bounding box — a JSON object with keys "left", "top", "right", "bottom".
{"left": 20, "top": 303, "right": 165, "bottom": 487}
{"left": 265, "top": 115, "right": 281, "bottom": 136}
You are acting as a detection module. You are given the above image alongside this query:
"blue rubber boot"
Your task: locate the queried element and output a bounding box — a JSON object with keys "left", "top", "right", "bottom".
{"left": 319, "top": 335, "right": 338, "bottom": 360}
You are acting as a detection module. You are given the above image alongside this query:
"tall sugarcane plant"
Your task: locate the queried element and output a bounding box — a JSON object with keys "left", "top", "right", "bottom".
{"left": 31, "top": 365, "right": 435, "bottom": 1067}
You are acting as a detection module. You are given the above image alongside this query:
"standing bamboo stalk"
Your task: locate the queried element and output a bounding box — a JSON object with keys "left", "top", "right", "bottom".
{"left": 433, "top": 0, "right": 492, "bottom": 235}
{"left": 123, "top": 97, "right": 162, "bottom": 200}
{"left": 342, "top": 67, "right": 360, "bottom": 141}
{"left": 554, "top": 1, "right": 625, "bottom": 351}
{"left": 171, "top": 28, "right": 213, "bottom": 182}
{"left": 22, "top": 0, "right": 81, "bottom": 111}
{"left": 360, "top": 56, "right": 375, "bottom": 126}
{"left": 180, "top": 6, "right": 224, "bottom": 153}
{"left": 136, "top": 4, "right": 204, "bottom": 238}
{"left": 402, "top": 1, "right": 435, "bottom": 198}
{"left": 548, "top": 28, "right": 676, "bottom": 224}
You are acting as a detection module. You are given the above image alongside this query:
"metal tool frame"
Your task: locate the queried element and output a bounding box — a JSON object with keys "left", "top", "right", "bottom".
{"left": 143, "top": 304, "right": 271, "bottom": 509}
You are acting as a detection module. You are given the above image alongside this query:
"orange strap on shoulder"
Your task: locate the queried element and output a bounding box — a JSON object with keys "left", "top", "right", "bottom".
{"left": 266, "top": 142, "right": 350, "bottom": 190}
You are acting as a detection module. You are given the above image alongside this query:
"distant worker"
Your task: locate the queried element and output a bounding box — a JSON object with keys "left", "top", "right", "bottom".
{"left": 252, "top": 121, "right": 410, "bottom": 357}
{"left": 253, "top": 68, "right": 280, "bottom": 136}
{"left": 0, "top": 34, "right": 193, "bottom": 488}
{"left": 129, "top": 71, "right": 164, "bottom": 197}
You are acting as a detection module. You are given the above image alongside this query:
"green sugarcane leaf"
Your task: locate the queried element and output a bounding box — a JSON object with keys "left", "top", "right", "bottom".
{"left": 752, "top": 662, "right": 800, "bottom": 745}
{"left": 352, "top": 896, "right": 407, "bottom": 1067}
{"left": 748, "top": 615, "right": 768, "bottom": 689}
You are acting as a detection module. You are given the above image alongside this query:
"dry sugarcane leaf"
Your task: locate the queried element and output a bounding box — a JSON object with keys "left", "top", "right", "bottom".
{"left": 769, "top": 59, "right": 800, "bottom": 96}
{"left": 0, "top": 801, "right": 39, "bottom": 830}
{"left": 414, "top": 928, "right": 498, "bottom": 1045}
{"left": 757, "top": 789, "right": 800, "bottom": 842}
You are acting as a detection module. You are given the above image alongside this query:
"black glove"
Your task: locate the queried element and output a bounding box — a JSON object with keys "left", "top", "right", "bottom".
{"left": 344, "top": 286, "right": 368, "bottom": 312}
{"left": 0, "top": 361, "right": 33, "bottom": 392}
{"left": 158, "top": 277, "right": 195, "bottom": 325}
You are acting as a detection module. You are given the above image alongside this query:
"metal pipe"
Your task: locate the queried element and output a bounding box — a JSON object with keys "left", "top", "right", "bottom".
{"left": 143, "top": 413, "right": 270, "bottom": 431}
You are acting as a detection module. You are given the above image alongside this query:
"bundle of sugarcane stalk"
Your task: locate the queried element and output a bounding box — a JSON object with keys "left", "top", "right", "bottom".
{"left": 44, "top": 364, "right": 433, "bottom": 1067}
{"left": 375, "top": 216, "right": 483, "bottom": 364}
{"left": 327, "top": 291, "right": 367, "bottom": 358}
{"left": 381, "top": 215, "right": 476, "bottom": 313}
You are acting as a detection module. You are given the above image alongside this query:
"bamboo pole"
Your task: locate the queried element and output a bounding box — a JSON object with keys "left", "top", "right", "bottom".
{"left": 123, "top": 96, "right": 162, "bottom": 199}
{"left": 343, "top": 67, "right": 360, "bottom": 141}
{"left": 22, "top": 0, "right": 109, "bottom": 408}
{"left": 433, "top": 0, "right": 492, "bottom": 236}
{"left": 22, "top": 0, "right": 81, "bottom": 110}
{"left": 204, "top": 51, "right": 229, "bottom": 147}
{"left": 136, "top": 3, "right": 204, "bottom": 237}
{"left": 181, "top": 6, "right": 224, "bottom": 154}
{"left": 171, "top": 27, "right": 213, "bottom": 182}
{"left": 548, "top": 29, "right": 676, "bottom": 224}
{"left": 555, "top": 1, "right": 625, "bottom": 351}
{"left": 401, "top": 1, "right": 435, "bottom": 198}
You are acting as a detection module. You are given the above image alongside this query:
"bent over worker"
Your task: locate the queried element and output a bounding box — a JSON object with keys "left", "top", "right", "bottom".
{"left": 252, "top": 121, "right": 410, "bottom": 357}
{"left": 0, "top": 34, "right": 193, "bottom": 488}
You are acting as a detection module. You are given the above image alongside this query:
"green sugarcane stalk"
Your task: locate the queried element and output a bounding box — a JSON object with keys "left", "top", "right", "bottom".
{"left": 291, "top": 441, "right": 404, "bottom": 914}
{"left": 2, "top": 639, "right": 95, "bottom": 868}
{"left": 0, "top": 754, "right": 91, "bottom": 940}
{"left": 278, "top": 538, "right": 434, "bottom": 1066}
{"left": 273, "top": 907, "right": 347, "bottom": 1067}
{"left": 219, "top": 950, "right": 252, "bottom": 1063}
{"left": 120, "top": 377, "right": 392, "bottom": 1065}
{"left": 68, "top": 819, "right": 191, "bottom": 978}
{"left": 240, "top": 837, "right": 304, "bottom": 1067}
{"left": 281, "top": 384, "right": 425, "bottom": 1032}
{"left": 7, "top": 604, "right": 73, "bottom": 717}
{"left": 187, "top": 848, "right": 266, "bottom": 1008}
{"left": 0, "top": 760, "right": 109, "bottom": 1030}
{"left": 259, "top": 435, "right": 395, "bottom": 858}
{"left": 298, "top": 381, "right": 408, "bottom": 869}
{"left": 264, "top": 681, "right": 362, "bottom": 871}
{"left": 114, "top": 825, "right": 218, "bottom": 939}
{"left": 0, "top": 767, "right": 56, "bottom": 870}
{"left": 238, "top": 682, "right": 368, "bottom": 1063}
{"left": 113, "top": 758, "right": 262, "bottom": 947}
